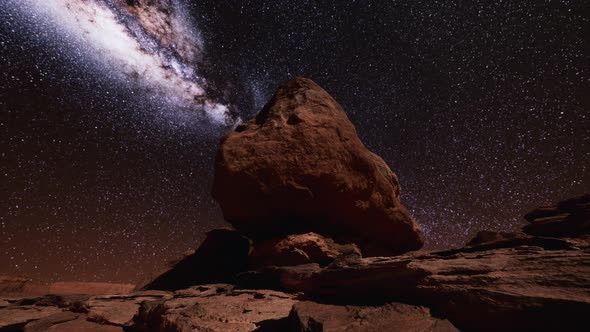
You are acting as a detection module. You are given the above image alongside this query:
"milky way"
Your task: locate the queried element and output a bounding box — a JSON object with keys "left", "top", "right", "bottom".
{"left": 1, "top": 0, "right": 588, "bottom": 283}
{"left": 18, "top": 0, "right": 238, "bottom": 125}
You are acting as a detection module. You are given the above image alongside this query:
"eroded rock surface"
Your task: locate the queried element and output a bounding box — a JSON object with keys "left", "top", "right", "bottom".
{"left": 289, "top": 301, "right": 458, "bottom": 332}
{"left": 2, "top": 237, "right": 588, "bottom": 331}
{"left": 248, "top": 232, "right": 361, "bottom": 269}
{"left": 0, "top": 305, "right": 63, "bottom": 331}
{"left": 212, "top": 77, "right": 423, "bottom": 256}
{"left": 131, "top": 284, "right": 298, "bottom": 332}
{"left": 238, "top": 236, "right": 590, "bottom": 331}
{"left": 1, "top": 284, "right": 459, "bottom": 332}
{"left": 0, "top": 291, "right": 168, "bottom": 331}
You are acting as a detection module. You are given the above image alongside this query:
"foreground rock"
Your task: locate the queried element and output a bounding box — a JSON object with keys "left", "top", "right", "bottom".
{"left": 238, "top": 235, "right": 590, "bottom": 331}
{"left": 135, "top": 228, "right": 250, "bottom": 291}
{"left": 0, "top": 292, "right": 169, "bottom": 331}
{"left": 1, "top": 284, "right": 456, "bottom": 332}
{"left": 0, "top": 304, "right": 63, "bottom": 331}
{"left": 289, "top": 301, "right": 458, "bottom": 332}
{"left": 131, "top": 284, "right": 298, "bottom": 332}
{"left": 9, "top": 233, "right": 586, "bottom": 332}
{"left": 212, "top": 77, "right": 423, "bottom": 256}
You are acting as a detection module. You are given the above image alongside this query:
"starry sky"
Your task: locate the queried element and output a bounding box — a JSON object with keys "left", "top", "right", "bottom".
{"left": 1, "top": 0, "right": 588, "bottom": 283}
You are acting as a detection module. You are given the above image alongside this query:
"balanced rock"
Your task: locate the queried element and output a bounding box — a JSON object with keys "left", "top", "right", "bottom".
{"left": 212, "top": 77, "right": 423, "bottom": 256}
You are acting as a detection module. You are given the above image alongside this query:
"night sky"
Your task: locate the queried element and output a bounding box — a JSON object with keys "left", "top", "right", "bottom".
{"left": 1, "top": 0, "right": 588, "bottom": 283}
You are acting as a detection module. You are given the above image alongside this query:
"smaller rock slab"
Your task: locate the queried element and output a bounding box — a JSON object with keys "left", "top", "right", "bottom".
{"left": 289, "top": 301, "right": 458, "bottom": 332}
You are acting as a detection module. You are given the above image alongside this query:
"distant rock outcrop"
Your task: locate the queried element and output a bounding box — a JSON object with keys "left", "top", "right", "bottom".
{"left": 0, "top": 276, "right": 29, "bottom": 296}
{"left": 0, "top": 276, "right": 134, "bottom": 297}
{"left": 212, "top": 77, "right": 424, "bottom": 256}
{"left": 466, "top": 230, "right": 527, "bottom": 246}
{"left": 523, "top": 194, "right": 590, "bottom": 237}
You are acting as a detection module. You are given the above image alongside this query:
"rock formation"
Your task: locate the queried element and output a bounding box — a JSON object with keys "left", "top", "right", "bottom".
{"left": 0, "top": 284, "right": 456, "bottom": 332}
{"left": 248, "top": 232, "right": 361, "bottom": 269}
{"left": 289, "top": 301, "right": 458, "bottom": 332}
{"left": 523, "top": 193, "right": 590, "bottom": 237}
{"left": 1, "top": 77, "right": 587, "bottom": 331}
{"left": 236, "top": 235, "right": 589, "bottom": 331}
{"left": 212, "top": 77, "right": 424, "bottom": 256}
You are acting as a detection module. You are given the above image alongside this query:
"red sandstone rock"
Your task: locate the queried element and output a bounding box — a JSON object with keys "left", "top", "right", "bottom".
{"left": 130, "top": 284, "right": 298, "bottom": 332}
{"left": 289, "top": 301, "right": 458, "bottom": 332}
{"left": 212, "top": 77, "right": 424, "bottom": 256}
{"left": 248, "top": 232, "right": 361, "bottom": 269}
{"left": 238, "top": 236, "right": 590, "bottom": 332}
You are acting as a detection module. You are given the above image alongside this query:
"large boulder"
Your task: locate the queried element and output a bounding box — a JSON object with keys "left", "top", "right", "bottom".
{"left": 212, "top": 77, "right": 423, "bottom": 256}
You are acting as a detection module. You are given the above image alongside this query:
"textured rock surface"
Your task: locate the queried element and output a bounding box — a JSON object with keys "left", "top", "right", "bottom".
{"left": 135, "top": 228, "right": 251, "bottom": 291}
{"left": 239, "top": 236, "right": 590, "bottom": 331}
{"left": 248, "top": 232, "right": 361, "bottom": 269}
{"left": 0, "top": 292, "right": 168, "bottom": 331}
{"left": 1, "top": 189, "right": 587, "bottom": 332}
{"left": 85, "top": 292, "right": 171, "bottom": 327}
{"left": 22, "top": 312, "right": 80, "bottom": 332}
{"left": 289, "top": 301, "right": 458, "bottom": 332}
{"left": 212, "top": 77, "right": 423, "bottom": 256}
{"left": 2, "top": 237, "right": 588, "bottom": 331}
{"left": 0, "top": 305, "right": 63, "bottom": 331}
{"left": 1, "top": 284, "right": 458, "bottom": 332}
{"left": 130, "top": 284, "right": 298, "bottom": 332}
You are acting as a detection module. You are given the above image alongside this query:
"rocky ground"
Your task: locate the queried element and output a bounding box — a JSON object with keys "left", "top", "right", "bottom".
{"left": 1, "top": 78, "right": 588, "bottom": 331}
{"left": 2, "top": 221, "right": 588, "bottom": 331}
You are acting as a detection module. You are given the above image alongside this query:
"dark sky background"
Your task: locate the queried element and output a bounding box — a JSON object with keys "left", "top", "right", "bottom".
{"left": 1, "top": 0, "right": 589, "bottom": 283}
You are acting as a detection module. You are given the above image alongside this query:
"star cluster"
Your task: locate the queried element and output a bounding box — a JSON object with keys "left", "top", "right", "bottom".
{"left": 1, "top": 0, "right": 588, "bottom": 283}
